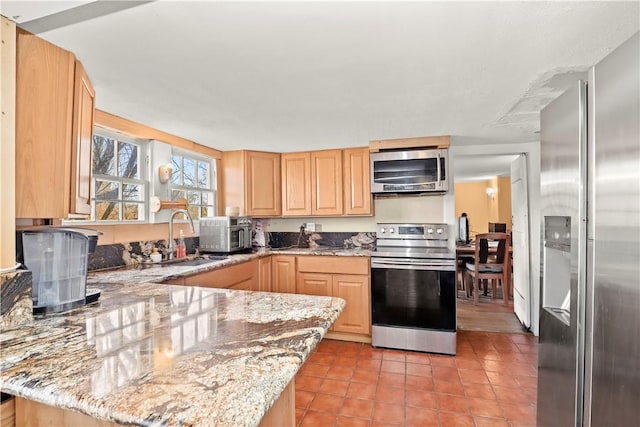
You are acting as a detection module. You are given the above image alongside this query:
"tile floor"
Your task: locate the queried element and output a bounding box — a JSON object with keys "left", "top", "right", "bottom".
{"left": 294, "top": 331, "right": 537, "bottom": 427}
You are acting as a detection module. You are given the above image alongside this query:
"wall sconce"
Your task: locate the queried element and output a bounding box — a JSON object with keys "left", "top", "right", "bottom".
{"left": 486, "top": 186, "right": 497, "bottom": 199}
{"left": 158, "top": 164, "right": 173, "bottom": 184}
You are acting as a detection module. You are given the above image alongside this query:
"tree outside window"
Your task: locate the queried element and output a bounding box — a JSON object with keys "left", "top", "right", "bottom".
{"left": 171, "top": 152, "right": 216, "bottom": 220}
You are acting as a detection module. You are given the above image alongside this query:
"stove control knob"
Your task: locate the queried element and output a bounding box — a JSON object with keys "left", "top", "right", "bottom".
{"left": 380, "top": 227, "right": 386, "bottom": 234}
{"left": 389, "top": 228, "right": 395, "bottom": 234}
{"left": 436, "top": 228, "right": 443, "bottom": 234}
{"left": 427, "top": 228, "right": 434, "bottom": 234}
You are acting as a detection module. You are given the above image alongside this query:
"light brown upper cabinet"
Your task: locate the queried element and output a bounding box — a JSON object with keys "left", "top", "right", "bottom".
{"left": 281, "top": 148, "right": 372, "bottom": 217}
{"left": 222, "top": 150, "right": 281, "bottom": 217}
{"left": 343, "top": 148, "right": 372, "bottom": 216}
{"left": 311, "top": 149, "right": 343, "bottom": 216}
{"left": 281, "top": 152, "right": 312, "bottom": 216}
{"left": 16, "top": 29, "right": 95, "bottom": 219}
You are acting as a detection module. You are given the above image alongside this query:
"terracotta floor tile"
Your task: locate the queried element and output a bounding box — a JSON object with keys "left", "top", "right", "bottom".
{"left": 405, "top": 352, "right": 431, "bottom": 365}
{"left": 382, "top": 349, "right": 406, "bottom": 362}
{"left": 334, "top": 356, "right": 359, "bottom": 368}
{"left": 336, "top": 415, "right": 371, "bottom": 427}
{"left": 375, "top": 385, "right": 405, "bottom": 404}
{"left": 406, "top": 363, "right": 432, "bottom": 378}
{"left": 405, "top": 406, "right": 439, "bottom": 427}
{"left": 486, "top": 372, "right": 520, "bottom": 388}
{"left": 500, "top": 402, "right": 537, "bottom": 423}
{"left": 308, "top": 352, "right": 337, "bottom": 365}
{"left": 378, "top": 372, "right": 405, "bottom": 387}
{"left": 432, "top": 366, "right": 460, "bottom": 382}
{"left": 429, "top": 355, "right": 457, "bottom": 367}
{"left": 474, "top": 416, "right": 511, "bottom": 427}
{"left": 476, "top": 350, "right": 502, "bottom": 360}
{"left": 296, "top": 375, "right": 324, "bottom": 392}
{"left": 300, "top": 409, "right": 338, "bottom": 427}
{"left": 373, "top": 401, "right": 405, "bottom": 424}
{"left": 381, "top": 360, "right": 405, "bottom": 374}
{"left": 302, "top": 363, "right": 330, "bottom": 378}
{"left": 434, "top": 379, "right": 465, "bottom": 395}
{"left": 514, "top": 374, "right": 538, "bottom": 388}
{"left": 309, "top": 392, "right": 344, "bottom": 413}
{"left": 346, "top": 382, "right": 377, "bottom": 400}
{"left": 493, "top": 385, "right": 532, "bottom": 404}
{"left": 454, "top": 357, "right": 484, "bottom": 370}
{"left": 371, "top": 422, "right": 399, "bottom": 427}
{"left": 295, "top": 407, "right": 306, "bottom": 425}
{"left": 295, "top": 390, "right": 316, "bottom": 409}
{"left": 458, "top": 368, "right": 490, "bottom": 384}
{"left": 406, "top": 391, "right": 438, "bottom": 409}
{"left": 437, "top": 393, "right": 470, "bottom": 413}
{"left": 405, "top": 374, "right": 435, "bottom": 391}
{"left": 467, "top": 397, "right": 504, "bottom": 418}
{"left": 327, "top": 366, "right": 355, "bottom": 381}
{"left": 439, "top": 411, "right": 475, "bottom": 427}
{"left": 317, "top": 339, "right": 344, "bottom": 354}
{"left": 357, "top": 358, "right": 382, "bottom": 372}
{"left": 462, "top": 383, "right": 496, "bottom": 400}
{"left": 359, "top": 347, "right": 384, "bottom": 360}
{"left": 480, "top": 359, "right": 502, "bottom": 372}
{"left": 319, "top": 378, "right": 350, "bottom": 396}
{"left": 340, "top": 397, "right": 374, "bottom": 418}
{"left": 351, "top": 369, "right": 380, "bottom": 385}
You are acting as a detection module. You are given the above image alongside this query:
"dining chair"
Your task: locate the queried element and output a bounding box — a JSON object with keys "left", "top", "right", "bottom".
{"left": 463, "top": 232, "right": 510, "bottom": 305}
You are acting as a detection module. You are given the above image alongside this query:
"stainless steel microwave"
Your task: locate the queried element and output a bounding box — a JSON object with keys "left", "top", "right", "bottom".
{"left": 370, "top": 148, "right": 449, "bottom": 194}
{"left": 199, "top": 216, "right": 252, "bottom": 253}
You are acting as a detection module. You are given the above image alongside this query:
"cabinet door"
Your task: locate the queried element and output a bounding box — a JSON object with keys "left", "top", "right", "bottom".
{"left": 245, "top": 151, "right": 281, "bottom": 216}
{"left": 184, "top": 259, "right": 257, "bottom": 288}
{"left": 258, "top": 256, "right": 272, "bottom": 292}
{"left": 16, "top": 29, "right": 75, "bottom": 219}
{"left": 271, "top": 255, "right": 296, "bottom": 293}
{"left": 332, "top": 274, "right": 371, "bottom": 335}
{"left": 311, "top": 150, "right": 343, "bottom": 216}
{"left": 70, "top": 60, "right": 95, "bottom": 215}
{"left": 281, "top": 153, "right": 311, "bottom": 216}
{"left": 343, "top": 148, "right": 372, "bottom": 216}
{"left": 297, "top": 272, "right": 332, "bottom": 297}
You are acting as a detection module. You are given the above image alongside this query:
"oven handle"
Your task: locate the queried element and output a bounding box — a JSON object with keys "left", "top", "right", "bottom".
{"left": 371, "top": 258, "right": 455, "bottom": 272}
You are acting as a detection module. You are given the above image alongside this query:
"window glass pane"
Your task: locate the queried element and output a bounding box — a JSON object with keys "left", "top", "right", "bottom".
{"left": 202, "top": 192, "right": 211, "bottom": 205}
{"left": 118, "top": 142, "right": 139, "bottom": 179}
{"left": 183, "top": 157, "right": 195, "bottom": 187}
{"left": 92, "top": 135, "right": 114, "bottom": 176}
{"left": 123, "top": 203, "right": 140, "bottom": 220}
{"left": 198, "top": 161, "right": 209, "bottom": 189}
{"left": 95, "top": 180, "right": 119, "bottom": 200}
{"left": 187, "top": 191, "right": 200, "bottom": 206}
{"left": 171, "top": 155, "right": 182, "bottom": 185}
{"left": 96, "top": 201, "right": 119, "bottom": 221}
{"left": 201, "top": 206, "right": 213, "bottom": 218}
{"left": 187, "top": 206, "right": 199, "bottom": 220}
{"left": 123, "top": 184, "right": 141, "bottom": 201}
{"left": 172, "top": 190, "right": 186, "bottom": 201}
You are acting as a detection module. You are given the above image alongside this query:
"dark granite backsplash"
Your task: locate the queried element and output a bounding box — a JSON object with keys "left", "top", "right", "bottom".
{"left": 88, "top": 231, "right": 375, "bottom": 271}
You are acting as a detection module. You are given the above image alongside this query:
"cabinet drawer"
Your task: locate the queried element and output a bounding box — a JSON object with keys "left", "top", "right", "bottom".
{"left": 297, "top": 256, "right": 368, "bottom": 275}
{"left": 184, "top": 259, "right": 258, "bottom": 289}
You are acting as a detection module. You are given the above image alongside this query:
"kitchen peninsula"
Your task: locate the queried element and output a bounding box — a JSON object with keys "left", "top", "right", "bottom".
{"left": 0, "top": 279, "right": 345, "bottom": 426}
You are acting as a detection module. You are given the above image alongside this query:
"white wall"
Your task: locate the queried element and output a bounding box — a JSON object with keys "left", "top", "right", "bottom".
{"left": 264, "top": 194, "right": 448, "bottom": 233}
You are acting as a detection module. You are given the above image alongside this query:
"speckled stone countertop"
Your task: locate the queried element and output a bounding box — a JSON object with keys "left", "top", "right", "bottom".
{"left": 0, "top": 281, "right": 345, "bottom": 426}
{"left": 88, "top": 247, "right": 372, "bottom": 285}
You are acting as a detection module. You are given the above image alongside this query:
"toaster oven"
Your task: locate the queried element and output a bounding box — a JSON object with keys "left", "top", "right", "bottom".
{"left": 199, "top": 216, "right": 252, "bottom": 253}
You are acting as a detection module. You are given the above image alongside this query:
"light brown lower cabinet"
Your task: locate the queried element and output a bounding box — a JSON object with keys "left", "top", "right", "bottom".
{"left": 163, "top": 259, "right": 259, "bottom": 290}
{"left": 271, "top": 255, "right": 296, "bottom": 294}
{"left": 258, "top": 256, "right": 272, "bottom": 292}
{"left": 296, "top": 256, "right": 371, "bottom": 337}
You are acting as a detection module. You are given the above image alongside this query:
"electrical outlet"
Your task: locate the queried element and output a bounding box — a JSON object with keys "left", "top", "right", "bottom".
{"left": 305, "top": 222, "right": 316, "bottom": 232}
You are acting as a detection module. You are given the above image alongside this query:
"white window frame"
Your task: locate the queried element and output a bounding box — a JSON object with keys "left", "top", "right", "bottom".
{"left": 170, "top": 149, "right": 216, "bottom": 220}
{"left": 89, "top": 129, "right": 149, "bottom": 223}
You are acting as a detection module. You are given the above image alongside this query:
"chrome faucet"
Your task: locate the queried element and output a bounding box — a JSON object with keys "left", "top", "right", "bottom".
{"left": 168, "top": 209, "right": 195, "bottom": 260}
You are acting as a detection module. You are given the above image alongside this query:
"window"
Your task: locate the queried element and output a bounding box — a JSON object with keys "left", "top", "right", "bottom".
{"left": 92, "top": 131, "right": 147, "bottom": 222}
{"left": 170, "top": 151, "right": 216, "bottom": 220}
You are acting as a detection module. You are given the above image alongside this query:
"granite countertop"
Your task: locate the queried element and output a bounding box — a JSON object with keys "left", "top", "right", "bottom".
{"left": 88, "top": 247, "right": 373, "bottom": 285}
{"left": 0, "top": 281, "right": 345, "bottom": 426}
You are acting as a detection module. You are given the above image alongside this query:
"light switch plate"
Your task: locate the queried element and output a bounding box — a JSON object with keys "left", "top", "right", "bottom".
{"left": 305, "top": 223, "right": 316, "bottom": 232}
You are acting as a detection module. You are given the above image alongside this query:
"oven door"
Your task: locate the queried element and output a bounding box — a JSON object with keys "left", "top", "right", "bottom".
{"left": 371, "top": 257, "right": 456, "bottom": 332}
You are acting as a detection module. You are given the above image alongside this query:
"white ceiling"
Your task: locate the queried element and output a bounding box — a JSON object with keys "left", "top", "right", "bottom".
{"left": 3, "top": 1, "right": 639, "bottom": 160}
{"left": 453, "top": 154, "right": 519, "bottom": 183}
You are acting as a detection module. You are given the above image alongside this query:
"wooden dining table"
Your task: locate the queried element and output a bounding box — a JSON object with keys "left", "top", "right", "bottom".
{"left": 456, "top": 243, "right": 512, "bottom": 304}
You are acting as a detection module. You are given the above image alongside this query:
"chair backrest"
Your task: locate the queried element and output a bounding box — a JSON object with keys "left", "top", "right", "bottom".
{"left": 474, "top": 232, "right": 510, "bottom": 267}
{"left": 488, "top": 222, "right": 507, "bottom": 233}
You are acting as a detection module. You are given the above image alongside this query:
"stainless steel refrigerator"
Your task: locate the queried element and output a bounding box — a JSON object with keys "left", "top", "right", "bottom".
{"left": 538, "top": 32, "right": 639, "bottom": 426}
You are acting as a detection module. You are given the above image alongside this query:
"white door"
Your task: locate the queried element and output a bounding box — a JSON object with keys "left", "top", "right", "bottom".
{"left": 511, "top": 154, "right": 531, "bottom": 327}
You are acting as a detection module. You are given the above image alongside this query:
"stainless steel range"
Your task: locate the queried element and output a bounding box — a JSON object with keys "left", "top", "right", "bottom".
{"left": 371, "top": 223, "right": 457, "bottom": 355}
